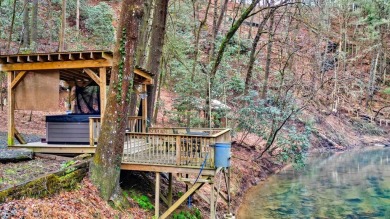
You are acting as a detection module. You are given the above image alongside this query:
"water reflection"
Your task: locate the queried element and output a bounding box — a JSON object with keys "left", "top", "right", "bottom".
{"left": 238, "top": 148, "right": 390, "bottom": 219}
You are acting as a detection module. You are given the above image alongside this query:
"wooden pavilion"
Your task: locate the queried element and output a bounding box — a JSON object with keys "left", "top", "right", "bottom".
{"left": 0, "top": 51, "right": 232, "bottom": 219}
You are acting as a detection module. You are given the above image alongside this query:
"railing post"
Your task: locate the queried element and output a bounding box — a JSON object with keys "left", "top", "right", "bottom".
{"left": 89, "top": 118, "right": 94, "bottom": 146}
{"left": 142, "top": 84, "right": 147, "bottom": 133}
{"left": 176, "top": 136, "right": 181, "bottom": 166}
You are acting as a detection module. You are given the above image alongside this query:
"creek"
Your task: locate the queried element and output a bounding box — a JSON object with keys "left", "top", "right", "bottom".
{"left": 237, "top": 147, "right": 390, "bottom": 218}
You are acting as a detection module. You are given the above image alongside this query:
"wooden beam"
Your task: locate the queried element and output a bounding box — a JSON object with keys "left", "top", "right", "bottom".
{"left": 14, "top": 128, "right": 27, "bottom": 144}
{"left": 99, "top": 68, "right": 107, "bottom": 119}
{"left": 37, "top": 55, "right": 47, "bottom": 62}
{"left": 179, "top": 178, "right": 212, "bottom": 183}
{"left": 134, "top": 68, "right": 153, "bottom": 81}
{"left": 47, "top": 54, "right": 53, "bottom": 62}
{"left": 0, "top": 59, "right": 112, "bottom": 71}
{"left": 120, "top": 163, "right": 216, "bottom": 176}
{"left": 7, "top": 72, "right": 14, "bottom": 146}
{"left": 6, "top": 57, "right": 15, "bottom": 63}
{"left": 211, "top": 182, "right": 215, "bottom": 219}
{"left": 184, "top": 181, "right": 210, "bottom": 204}
{"left": 160, "top": 182, "right": 205, "bottom": 219}
{"left": 139, "top": 172, "right": 169, "bottom": 206}
{"left": 102, "top": 52, "right": 113, "bottom": 60}
{"left": 69, "top": 54, "right": 75, "bottom": 60}
{"left": 27, "top": 55, "right": 36, "bottom": 62}
{"left": 11, "top": 71, "right": 27, "bottom": 89}
{"left": 84, "top": 69, "right": 101, "bottom": 85}
{"left": 155, "top": 172, "right": 160, "bottom": 219}
{"left": 9, "top": 145, "right": 96, "bottom": 154}
{"left": 17, "top": 56, "right": 26, "bottom": 63}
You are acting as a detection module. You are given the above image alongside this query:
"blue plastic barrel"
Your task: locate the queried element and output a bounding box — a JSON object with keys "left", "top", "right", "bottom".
{"left": 214, "top": 143, "right": 231, "bottom": 167}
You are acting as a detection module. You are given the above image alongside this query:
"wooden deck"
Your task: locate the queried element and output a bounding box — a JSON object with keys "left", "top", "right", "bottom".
{"left": 11, "top": 142, "right": 97, "bottom": 154}
{"left": 11, "top": 127, "right": 231, "bottom": 175}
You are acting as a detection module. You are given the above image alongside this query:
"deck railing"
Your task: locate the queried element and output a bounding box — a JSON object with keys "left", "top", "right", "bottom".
{"left": 89, "top": 116, "right": 143, "bottom": 146}
{"left": 122, "top": 128, "right": 231, "bottom": 168}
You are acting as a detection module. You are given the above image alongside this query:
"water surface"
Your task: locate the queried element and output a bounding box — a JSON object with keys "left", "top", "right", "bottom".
{"left": 238, "top": 148, "right": 390, "bottom": 218}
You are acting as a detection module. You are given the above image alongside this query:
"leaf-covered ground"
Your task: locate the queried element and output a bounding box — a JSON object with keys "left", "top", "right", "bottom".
{"left": 0, "top": 158, "right": 64, "bottom": 190}
{"left": 0, "top": 178, "right": 138, "bottom": 219}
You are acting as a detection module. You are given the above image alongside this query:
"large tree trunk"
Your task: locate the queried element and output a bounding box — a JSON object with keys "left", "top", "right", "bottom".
{"left": 146, "top": 0, "right": 168, "bottom": 125}
{"left": 136, "top": 0, "right": 153, "bottom": 67}
{"left": 129, "top": 0, "right": 153, "bottom": 117}
{"left": 90, "top": 0, "right": 143, "bottom": 202}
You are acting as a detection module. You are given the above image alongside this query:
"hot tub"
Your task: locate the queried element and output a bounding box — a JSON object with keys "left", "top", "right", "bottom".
{"left": 46, "top": 114, "right": 99, "bottom": 144}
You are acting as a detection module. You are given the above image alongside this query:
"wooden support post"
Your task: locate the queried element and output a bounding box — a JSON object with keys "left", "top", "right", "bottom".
{"left": 226, "top": 167, "right": 232, "bottom": 214}
{"left": 68, "top": 84, "right": 73, "bottom": 111}
{"left": 89, "top": 118, "right": 94, "bottom": 147}
{"left": 155, "top": 172, "right": 160, "bottom": 219}
{"left": 140, "top": 172, "right": 169, "bottom": 206}
{"left": 160, "top": 182, "right": 205, "bottom": 219}
{"left": 168, "top": 173, "right": 173, "bottom": 207}
{"left": 210, "top": 180, "right": 216, "bottom": 219}
{"left": 142, "top": 84, "right": 147, "bottom": 133}
{"left": 176, "top": 136, "right": 181, "bottom": 165}
{"left": 7, "top": 72, "right": 14, "bottom": 146}
{"left": 99, "top": 67, "right": 107, "bottom": 120}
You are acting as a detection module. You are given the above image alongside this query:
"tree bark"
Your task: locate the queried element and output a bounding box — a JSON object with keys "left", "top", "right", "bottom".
{"left": 146, "top": 0, "right": 168, "bottom": 125}
{"left": 90, "top": 0, "right": 143, "bottom": 202}
{"left": 136, "top": 0, "right": 153, "bottom": 66}
{"left": 130, "top": 0, "right": 153, "bottom": 118}
{"left": 261, "top": 11, "right": 275, "bottom": 99}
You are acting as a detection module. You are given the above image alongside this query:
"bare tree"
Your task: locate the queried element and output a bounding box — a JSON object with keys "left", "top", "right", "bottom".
{"left": 146, "top": 0, "right": 169, "bottom": 125}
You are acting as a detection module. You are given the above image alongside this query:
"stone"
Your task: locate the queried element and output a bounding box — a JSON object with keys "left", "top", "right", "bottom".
{"left": 0, "top": 148, "right": 33, "bottom": 162}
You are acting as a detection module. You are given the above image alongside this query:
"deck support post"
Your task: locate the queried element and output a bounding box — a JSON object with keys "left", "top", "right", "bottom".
{"left": 99, "top": 67, "right": 106, "bottom": 120}
{"left": 7, "top": 71, "right": 15, "bottom": 146}
{"left": 155, "top": 172, "right": 160, "bottom": 218}
{"left": 210, "top": 179, "right": 216, "bottom": 219}
{"left": 168, "top": 173, "right": 173, "bottom": 207}
{"left": 142, "top": 84, "right": 147, "bottom": 133}
{"left": 160, "top": 182, "right": 205, "bottom": 219}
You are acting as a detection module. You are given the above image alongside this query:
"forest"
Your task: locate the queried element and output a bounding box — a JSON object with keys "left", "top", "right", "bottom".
{"left": 0, "top": 0, "right": 389, "bottom": 218}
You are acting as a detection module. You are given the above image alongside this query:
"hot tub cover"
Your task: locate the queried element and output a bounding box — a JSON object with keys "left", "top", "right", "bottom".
{"left": 45, "top": 114, "right": 100, "bottom": 123}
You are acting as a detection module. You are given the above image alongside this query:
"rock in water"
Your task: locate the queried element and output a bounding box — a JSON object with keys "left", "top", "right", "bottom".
{"left": 0, "top": 148, "right": 34, "bottom": 162}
